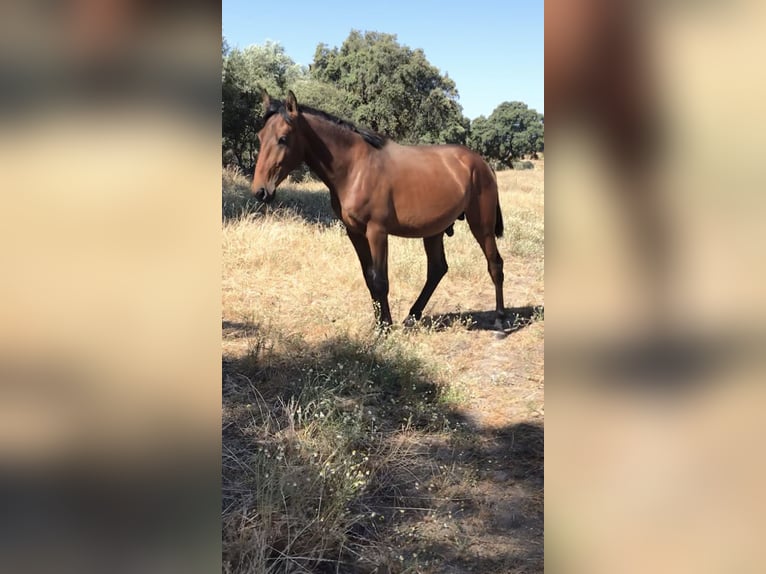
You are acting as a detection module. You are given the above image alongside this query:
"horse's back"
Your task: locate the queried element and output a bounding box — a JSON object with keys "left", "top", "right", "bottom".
{"left": 384, "top": 142, "right": 491, "bottom": 187}
{"left": 369, "top": 143, "right": 495, "bottom": 238}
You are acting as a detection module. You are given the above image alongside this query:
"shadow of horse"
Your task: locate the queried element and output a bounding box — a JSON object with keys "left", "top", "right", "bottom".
{"left": 418, "top": 305, "right": 544, "bottom": 334}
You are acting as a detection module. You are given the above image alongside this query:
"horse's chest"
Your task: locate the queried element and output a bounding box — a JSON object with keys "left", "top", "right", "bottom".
{"left": 339, "top": 210, "right": 368, "bottom": 234}
{"left": 335, "top": 189, "right": 372, "bottom": 232}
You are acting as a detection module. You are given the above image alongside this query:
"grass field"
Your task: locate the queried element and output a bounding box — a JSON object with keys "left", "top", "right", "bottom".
{"left": 222, "top": 164, "right": 544, "bottom": 573}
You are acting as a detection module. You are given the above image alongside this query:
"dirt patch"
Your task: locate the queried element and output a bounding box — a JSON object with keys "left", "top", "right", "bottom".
{"left": 387, "top": 325, "right": 544, "bottom": 574}
{"left": 390, "top": 421, "right": 544, "bottom": 574}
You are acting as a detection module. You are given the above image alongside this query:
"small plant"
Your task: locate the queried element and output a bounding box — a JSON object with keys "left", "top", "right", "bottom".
{"left": 511, "top": 160, "right": 535, "bottom": 170}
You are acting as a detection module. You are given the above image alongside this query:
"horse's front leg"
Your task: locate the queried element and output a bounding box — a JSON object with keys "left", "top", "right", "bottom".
{"left": 346, "top": 227, "right": 392, "bottom": 327}
{"left": 365, "top": 226, "right": 392, "bottom": 327}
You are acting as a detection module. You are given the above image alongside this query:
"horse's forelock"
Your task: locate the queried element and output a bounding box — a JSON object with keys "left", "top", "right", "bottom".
{"left": 262, "top": 99, "right": 292, "bottom": 126}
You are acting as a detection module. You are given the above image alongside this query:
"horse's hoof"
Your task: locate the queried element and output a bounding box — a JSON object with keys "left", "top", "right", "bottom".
{"left": 375, "top": 322, "right": 393, "bottom": 336}
{"left": 403, "top": 315, "right": 420, "bottom": 329}
{"left": 494, "top": 317, "right": 511, "bottom": 335}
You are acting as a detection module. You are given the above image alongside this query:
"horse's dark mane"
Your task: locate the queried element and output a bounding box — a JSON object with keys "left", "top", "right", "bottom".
{"left": 263, "top": 99, "right": 387, "bottom": 149}
{"left": 301, "top": 105, "right": 388, "bottom": 149}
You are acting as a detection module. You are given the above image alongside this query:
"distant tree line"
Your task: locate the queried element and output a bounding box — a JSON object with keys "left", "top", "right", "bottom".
{"left": 222, "top": 31, "right": 543, "bottom": 173}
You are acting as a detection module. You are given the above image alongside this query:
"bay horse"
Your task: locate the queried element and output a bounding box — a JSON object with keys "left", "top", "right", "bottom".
{"left": 252, "top": 90, "right": 507, "bottom": 330}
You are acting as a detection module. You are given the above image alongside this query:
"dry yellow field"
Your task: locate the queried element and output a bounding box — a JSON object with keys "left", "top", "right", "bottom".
{"left": 222, "top": 163, "right": 544, "bottom": 573}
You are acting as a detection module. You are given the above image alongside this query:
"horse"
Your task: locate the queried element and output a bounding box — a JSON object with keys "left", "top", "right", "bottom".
{"left": 252, "top": 90, "right": 507, "bottom": 330}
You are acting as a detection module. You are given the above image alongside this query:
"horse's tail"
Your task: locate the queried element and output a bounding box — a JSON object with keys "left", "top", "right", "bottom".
{"left": 489, "top": 164, "right": 504, "bottom": 238}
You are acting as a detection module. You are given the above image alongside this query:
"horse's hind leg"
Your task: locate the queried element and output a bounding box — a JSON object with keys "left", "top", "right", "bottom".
{"left": 466, "top": 204, "right": 506, "bottom": 330}
{"left": 406, "top": 233, "right": 448, "bottom": 325}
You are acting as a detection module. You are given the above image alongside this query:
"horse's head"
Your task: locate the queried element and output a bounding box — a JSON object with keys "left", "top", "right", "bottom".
{"left": 252, "top": 90, "right": 305, "bottom": 204}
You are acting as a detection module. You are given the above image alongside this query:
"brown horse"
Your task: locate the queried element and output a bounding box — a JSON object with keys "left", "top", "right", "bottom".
{"left": 252, "top": 90, "right": 506, "bottom": 330}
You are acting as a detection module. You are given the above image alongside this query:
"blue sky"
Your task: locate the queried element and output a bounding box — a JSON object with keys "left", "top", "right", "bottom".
{"left": 222, "top": 0, "right": 543, "bottom": 120}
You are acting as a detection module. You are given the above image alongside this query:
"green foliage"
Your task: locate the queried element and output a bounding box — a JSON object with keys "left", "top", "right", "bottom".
{"left": 221, "top": 33, "right": 543, "bottom": 174}
{"left": 290, "top": 77, "right": 356, "bottom": 122}
{"left": 225, "top": 41, "right": 305, "bottom": 95}
{"left": 311, "top": 30, "right": 468, "bottom": 144}
{"left": 222, "top": 73, "right": 260, "bottom": 169}
{"left": 222, "top": 41, "right": 306, "bottom": 170}
{"left": 468, "top": 101, "right": 544, "bottom": 167}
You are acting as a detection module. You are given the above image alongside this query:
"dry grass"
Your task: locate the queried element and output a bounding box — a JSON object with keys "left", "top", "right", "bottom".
{"left": 222, "top": 162, "right": 544, "bottom": 573}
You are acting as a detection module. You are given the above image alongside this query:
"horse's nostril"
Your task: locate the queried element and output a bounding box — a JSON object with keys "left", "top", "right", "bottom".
{"left": 255, "top": 187, "right": 266, "bottom": 201}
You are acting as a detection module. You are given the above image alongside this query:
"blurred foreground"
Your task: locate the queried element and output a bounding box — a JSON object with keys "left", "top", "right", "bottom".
{"left": 0, "top": 2, "right": 221, "bottom": 573}
{"left": 546, "top": 0, "right": 766, "bottom": 572}
{"left": 2, "top": 0, "right": 766, "bottom": 571}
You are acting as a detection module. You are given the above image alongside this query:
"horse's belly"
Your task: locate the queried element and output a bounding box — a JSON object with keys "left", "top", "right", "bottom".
{"left": 388, "top": 208, "right": 464, "bottom": 238}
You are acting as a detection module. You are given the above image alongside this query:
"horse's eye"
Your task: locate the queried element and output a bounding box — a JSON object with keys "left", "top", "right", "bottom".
{"left": 278, "top": 135, "right": 288, "bottom": 146}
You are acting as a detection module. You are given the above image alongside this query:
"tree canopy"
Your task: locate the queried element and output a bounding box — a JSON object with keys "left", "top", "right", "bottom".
{"left": 311, "top": 31, "right": 467, "bottom": 145}
{"left": 221, "top": 33, "right": 542, "bottom": 172}
{"left": 222, "top": 41, "right": 307, "bottom": 168}
{"left": 468, "top": 102, "right": 544, "bottom": 167}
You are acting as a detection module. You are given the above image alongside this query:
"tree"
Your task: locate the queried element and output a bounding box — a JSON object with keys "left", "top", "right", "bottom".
{"left": 290, "top": 77, "right": 357, "bottom": 122}
{"left": 468, "top": 102, "right": 544, "bottom": 167}
{"left": 223, "top": 34, "right": 511, "bottom": 172}
{"left": 225, "top": 41, "right": 305, "bottom": 95}
{"left": 222, "top": 71, "right": 260, "bottom": 169}
{"left": 311, "top": 31, "right": 468, "bottom": 144}
{"left": 222, "top": 41, "right": 306, "bottom": 170}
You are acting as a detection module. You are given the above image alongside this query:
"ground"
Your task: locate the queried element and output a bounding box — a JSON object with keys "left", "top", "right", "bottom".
{"left": 222, "top": 164, "right": 543, "bottom": 573}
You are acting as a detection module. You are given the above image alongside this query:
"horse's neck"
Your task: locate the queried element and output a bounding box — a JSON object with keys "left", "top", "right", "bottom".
{"left": 301, "top": 116, "right": 360, "bottom": 196}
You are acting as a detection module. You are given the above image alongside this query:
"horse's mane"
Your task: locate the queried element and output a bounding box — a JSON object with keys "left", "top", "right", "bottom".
{"left": 263, "top": 99, "right": 388, "bottom": 149}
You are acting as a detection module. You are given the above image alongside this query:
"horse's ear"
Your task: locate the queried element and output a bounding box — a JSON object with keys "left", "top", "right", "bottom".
{"left": 285, "top": 90, "right": 299, "bottom": 119}
{"left": 261, "top": 89, "right": 271, "bottom": 112}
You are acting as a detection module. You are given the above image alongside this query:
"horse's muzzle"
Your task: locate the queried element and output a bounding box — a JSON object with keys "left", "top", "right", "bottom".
{"left": 254, "top": 187, "right": 276, "bottom": 204}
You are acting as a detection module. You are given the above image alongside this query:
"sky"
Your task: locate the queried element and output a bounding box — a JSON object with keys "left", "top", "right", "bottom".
{"left": 222, "top": 0, "right": 543, "bottom": 121}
